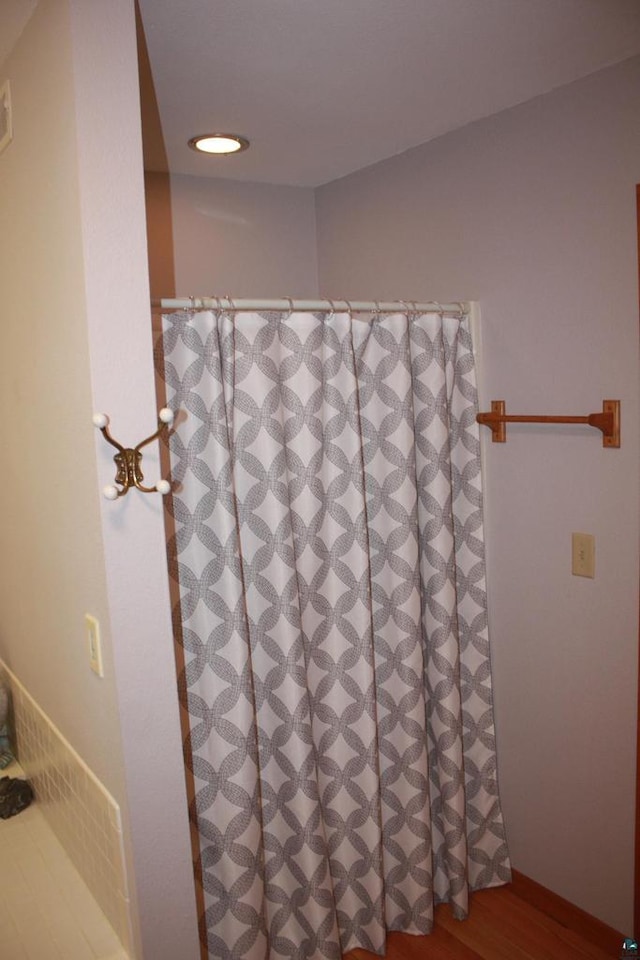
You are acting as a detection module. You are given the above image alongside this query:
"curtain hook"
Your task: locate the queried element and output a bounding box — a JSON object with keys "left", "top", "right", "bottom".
{"left": 282, "top": 296, "right": 295, "bottom": 320}
{"left": 457, "top": 301, "right": 467, "bottom": 318}
{"left": 344, "top": 299, "right": 354, "bottom": 321}
{"left": 424, "top": 300, "right": 442, "bottom": 316}
{"left": 324, "top": 298, "right": 338, "bottom": 321}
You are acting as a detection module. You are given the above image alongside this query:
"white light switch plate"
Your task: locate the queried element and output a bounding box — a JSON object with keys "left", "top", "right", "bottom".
{"left": 572, "top": 532, "right": 595, "bottom": 579}
{"left": 85, "top": 614, "right": 104, "bottom": 676}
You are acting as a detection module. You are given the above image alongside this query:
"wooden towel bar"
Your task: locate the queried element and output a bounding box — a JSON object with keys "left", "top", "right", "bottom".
{"left": 476, "top": 400, "right": 620, "bottom": 447}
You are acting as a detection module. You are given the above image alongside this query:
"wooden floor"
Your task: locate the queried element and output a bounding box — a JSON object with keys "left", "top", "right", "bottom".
{"left": 344, "top": 877, "right": 623, "bottom": 960}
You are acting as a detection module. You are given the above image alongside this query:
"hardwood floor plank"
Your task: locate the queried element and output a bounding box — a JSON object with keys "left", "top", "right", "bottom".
{"left": 435, "top": 898, "right": 537, "bottom": 960}
{"left": 508, "top": 870, "right": 623, "bottom": 955}
{"left": 340, "top": 880, "right": 621, "bottom": 960}
{"left": 467, "top": 888, "right": 612, "bottom": 960}
{"left": 482, "top": 886, "right": 613, "bottom": 958}
{"left": 345, "top": 925, "right": 484, "bottom": 960}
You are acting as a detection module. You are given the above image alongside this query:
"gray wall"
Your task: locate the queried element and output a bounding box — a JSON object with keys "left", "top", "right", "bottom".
{"left": 315, "top": 57, "right": 640, "bottom": 933}
{"left": 146, "top": 171, "right": 318, "bottom": 299}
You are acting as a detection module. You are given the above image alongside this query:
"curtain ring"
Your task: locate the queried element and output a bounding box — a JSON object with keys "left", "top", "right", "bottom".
{"left": 324, "top": 298, "right": 338, "bottom": 321}
{"left": 280, "top": 297, "right": 294, "bottom": 320}
{"left": 343, "top": 299, "right": 354, "bottom": 321}
{"left": 457, "top": 301, "right": 467, "bottom": 318}
{"left": 424, "top": 300, "right": 442, "bottom": 316}
{"left": 224, "top": 295, "right": 237, "bottom": 318}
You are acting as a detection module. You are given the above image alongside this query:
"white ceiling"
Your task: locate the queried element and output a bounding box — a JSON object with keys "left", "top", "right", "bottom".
{"left": 138, "top": 0, "right": 640, "bottom": 187}
{"left": 5, "top": 2, "right": 640, "bottom": 188}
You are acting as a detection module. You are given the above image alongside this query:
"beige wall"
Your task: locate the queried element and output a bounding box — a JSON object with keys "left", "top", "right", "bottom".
{"left": 315, "top": 57, "right": 640, "bottom": 933}
{"left": 0, "top": 0, "right": 122, "bottom": 807}
{"left": 146, "top": 171, "right": 319, "bottom": 299}
{"left": 0, "top": 3, "right": 199, "bottom": 958}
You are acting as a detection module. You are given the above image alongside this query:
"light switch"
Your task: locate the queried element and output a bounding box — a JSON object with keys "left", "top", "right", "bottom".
{"left": 85, "top": 614, "right": 104, "bottom": 676}
{"left": 572, "top": 533, "right": 595, "bottom": 579}
{"left": 0, "top": 81, "right": 12, "bottom": 155}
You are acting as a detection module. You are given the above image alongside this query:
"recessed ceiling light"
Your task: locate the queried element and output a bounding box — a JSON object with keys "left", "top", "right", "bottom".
{"left": 188, "top": 134, "right": 249, "bottom": 155}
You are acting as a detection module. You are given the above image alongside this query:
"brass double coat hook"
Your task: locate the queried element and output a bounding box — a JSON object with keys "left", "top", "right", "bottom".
{"left": 93, "top": 409, "right": 174, "bottom": 499}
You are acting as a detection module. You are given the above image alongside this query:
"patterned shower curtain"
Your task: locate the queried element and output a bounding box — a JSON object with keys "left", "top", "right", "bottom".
{"left": 157, "top": 307, "right": 511, "bottom": 960}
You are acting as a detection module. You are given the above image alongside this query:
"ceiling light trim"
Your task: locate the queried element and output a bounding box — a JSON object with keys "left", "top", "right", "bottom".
{"left": 188, "top": 133, "right": 250, "bottom": 155}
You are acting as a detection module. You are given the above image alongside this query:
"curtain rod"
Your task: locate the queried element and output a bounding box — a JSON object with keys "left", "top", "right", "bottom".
{"left": 153, "top": 297, "right": 470, "bottom": 317}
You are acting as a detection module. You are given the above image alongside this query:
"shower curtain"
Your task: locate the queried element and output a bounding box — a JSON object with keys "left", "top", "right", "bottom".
{"left": 157, "top": 306, "right": 511, "bottom": 960}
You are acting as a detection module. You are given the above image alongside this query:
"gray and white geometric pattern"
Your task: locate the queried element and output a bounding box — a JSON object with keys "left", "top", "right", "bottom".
{"left": 158, "top": 308, "right": 511, "bottom": 960}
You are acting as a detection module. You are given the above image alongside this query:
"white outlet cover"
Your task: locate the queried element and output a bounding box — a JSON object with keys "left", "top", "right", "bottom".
{"left": 0, "top": 81, "right": 13, "bottom": 155}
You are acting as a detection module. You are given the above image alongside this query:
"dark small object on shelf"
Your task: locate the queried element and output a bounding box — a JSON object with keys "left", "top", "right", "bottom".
{"left": 0, "top": 776, "right": 34, "bottom": 819}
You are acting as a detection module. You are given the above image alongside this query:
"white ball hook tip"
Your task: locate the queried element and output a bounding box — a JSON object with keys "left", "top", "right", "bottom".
{"left": 92, "top": 413, "right": 108, "bottom": 429}
{"left": 103, "top": 485, "right": 119, "bottom": 501}
{"left": 156, "top": 480, "right": 171, "bottom": 495}
{"left": 159, "top": 408, "right": 174, "bottom": 424}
